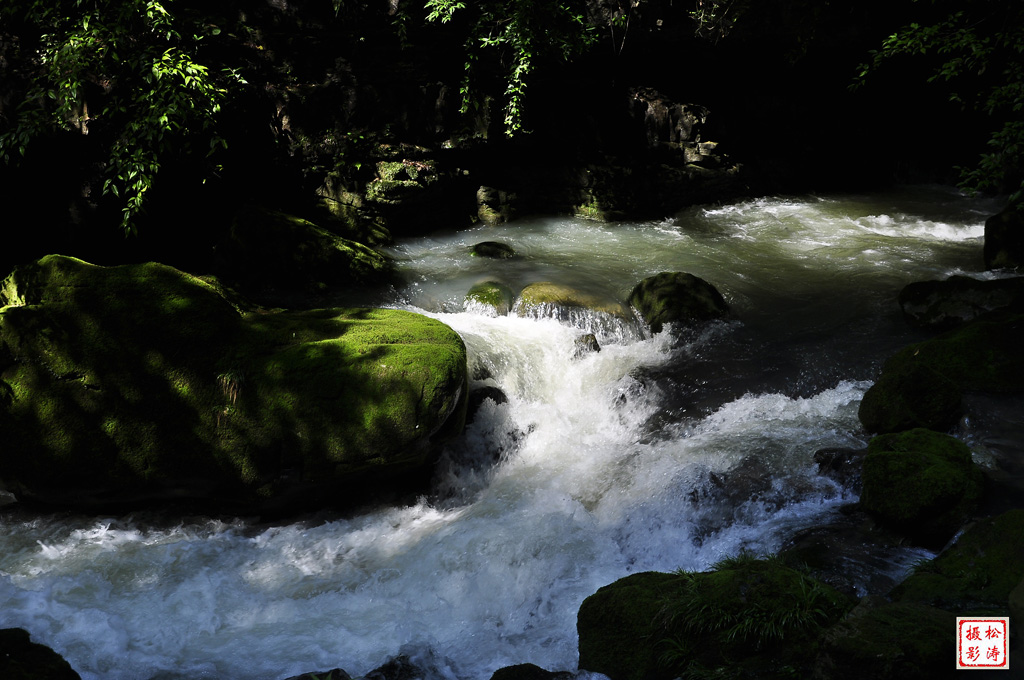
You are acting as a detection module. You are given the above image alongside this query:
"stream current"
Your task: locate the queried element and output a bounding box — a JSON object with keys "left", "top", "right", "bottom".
{"left": 0, "top": 186, "right": 1009, "bottom": 679}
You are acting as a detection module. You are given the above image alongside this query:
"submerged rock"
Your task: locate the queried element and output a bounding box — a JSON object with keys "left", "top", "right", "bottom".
{"left": 858, "top": 312, "right": 1024, "bottom": 434}
{"left": 627, "top": 271, "right": 729, "bottom": 334}
{"left": 0, "top": 629, "right": 81, "bottom": 680}
{"left": 898, "top": 275, "right": 1024, "bottom": 329}
{"left": 860, "top": 429, "right": 983, "bottom": 547}
{"left": 470, "top": 241, "right": 516, "bottom": 259}
{"left": 0, "top": 255, "right": 467, "bottom": 513}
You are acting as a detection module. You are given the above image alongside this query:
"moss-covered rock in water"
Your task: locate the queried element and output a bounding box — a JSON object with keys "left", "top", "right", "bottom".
{"left": 890, "top": 509, "right": 1024, "bottom": 612}
{"left": 215, "top": 207, "right": 392, "bottom": 298}
{"left": 858, "top": 313, "right": 1024, "bottom": 434}
{"left": 577, "top": 556, "right": 852, "bottom": 680}
{"left": 470, "top": 241, "right": 516, "bottom": 259}
{"left": 465, "top": 280, "right": 515, "bottom": 316}
{"left": 812, "top": 596, "right": 955, "bottom": 680}
{"left": 0, "top": 255, "right": 467, "bottom": 513}
{"left": 860, "top": 429, "right": 983, "bottom": 547}
{"left": 513, "top": 282, "right": 629, "bottom": 322}
{"left": 627, "top": 271, "right": 729, "bottom": 334}
{"left": 0, "top": 628, "right": 81, "bottom": 680}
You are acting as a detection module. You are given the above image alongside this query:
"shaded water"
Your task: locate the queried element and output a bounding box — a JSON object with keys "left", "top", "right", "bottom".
{"left": 0, "top": 186, "right": 1006, "bottom": 679}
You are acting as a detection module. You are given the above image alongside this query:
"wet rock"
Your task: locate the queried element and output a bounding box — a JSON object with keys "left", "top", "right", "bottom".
{"left": 984, "top": 205, "right": 1024, "bottom": 270}
{"left": 628, "top": 271, "right": 729, "bottom": 334}
{"left": 363, "top": 655, "right": 420, "bottom": 680}
{"left": 0, "top": 255, "right": 468, "bottom": 514}
{"left": 0, "top": 628, "right": 81, "bottom": 680}
{"left": 467, "top": 385, "right": 508, "bottom": 425}
{"left": 812, "top": 596, "right": 955, "bottom": 680}
{"left": 898, "top": 275, "right": 1024, "bottom": 329}
{"left": 858, "top": 312, "right": 1024, "bottom": 434}
{"left": 476, "top": 186, "right": 516, "bottom": 226}
{"left": 813, "top": 446, "right": 866, "bottom": 491}
{"left": 573, "top": 333, "right": 601, "bottom": 357}
{"left": 860, "top": 429, "right": 983, "bottom": 547}
{"left": 890, "top": 509, "right": 1024, "bottom": 611}
{"left": 489, "top": 664, "right": 574, "bottom": 680}
{"left": 513, "top": 282, "right": 630, "bottom": 321}
{"left": 471, "top": 241, "right": 516, "bottom": 259}
{"left": 465, "top": 280, "right": 515, "bottom": 316}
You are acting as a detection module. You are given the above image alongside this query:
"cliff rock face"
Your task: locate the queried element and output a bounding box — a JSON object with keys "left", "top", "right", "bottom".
{"left": 0, "top": 255, "right": 467, "bottom": 513}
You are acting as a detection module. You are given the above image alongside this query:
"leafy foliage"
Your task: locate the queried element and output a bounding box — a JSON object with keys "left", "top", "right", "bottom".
{"left": 0, "top": 0, "right": 243, "bottom": 233}
{"left": 423, "top": 0, "right": 598, "bottom": 136}
{"left": 856, "top": 0, "right": 1024, "bottom": 203}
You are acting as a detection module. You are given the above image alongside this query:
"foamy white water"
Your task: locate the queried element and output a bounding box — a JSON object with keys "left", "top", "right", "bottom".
{"left": 0, "top": 186, "right": 1002, "bottom": 679}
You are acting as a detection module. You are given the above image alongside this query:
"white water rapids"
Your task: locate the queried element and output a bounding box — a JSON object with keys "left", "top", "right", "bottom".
{"left": 0, "top": 186, "right": 1005, "bottom": 679}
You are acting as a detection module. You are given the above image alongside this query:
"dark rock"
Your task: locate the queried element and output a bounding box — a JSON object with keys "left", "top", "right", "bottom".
{"left": 0, "top": 255, "right": 467, "bottom": 514}
{"left": 470, "top": 241, "right": 516, "bottom": 259}
{"left": 860, "top": 429, "right": 983, "bottom": 547}
{"left": 363, "top": 655, "right": 420, "bottom": 680}
{"left": 890, "top": 509, "right": 1024, "bottom": 611}
{"left": 489, "top": 663, "right": 574, "bottom": 680}
{"left": 898, "top": 275, "right": 1024, "bottom": 329}
{"left": 0, "top": 628, "right": 81, "bottom": 680}
{"left": 812, "top": 596, "right": 955, "bottom": 680}
{"left": 813, "top": 446, "right": 866, "bottom": 491}
{"left": 628, "top": 271, "right": 729, "bottom": 334}
{"left": 467, "top": 385, "right": 508, "bottom": 425}
{"left": 984, "top": 205, "right": 1024, "bottom": 270}
{"left": 859, "top": 313, "right": 1024, "bottom": 434}
{"left": 573, "top": 333, "right": 601, "bottom": 357}
{"left": 476, "top": 186, "right": 517, "bottom": 226}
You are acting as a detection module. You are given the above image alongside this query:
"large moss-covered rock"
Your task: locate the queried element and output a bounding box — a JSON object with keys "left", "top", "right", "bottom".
{"left": 0, "top": 255, "right": 467, "bottom": 512}
{"left": 513, "top": 282, "right": 630, "bottom": 322}
{"left": 860, "top": 429, "right": 983, "bottom": 546}
{"left": 890, "top": 509, "right": 1024, "bottom": 612}
{"left": 0, "top": 629, "right": 81, "bottom": 680}
{"left": 858, "top": 313, "right": 1024, "bottom": 434}
{"left": 577, "top": 557, "right": 852, "bottom": 680}
{"left": 627, "top": 271, "right": 729, "bottom": 334}
{"left": 812, "top": 596, "right": 955, "bottom": 680}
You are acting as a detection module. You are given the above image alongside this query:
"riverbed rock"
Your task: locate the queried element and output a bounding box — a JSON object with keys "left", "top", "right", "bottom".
{"left": 282, "top": 669, "right": 352, "bottom": 680}
{"left": 811, "top": 596, "right": 955, "bottom": 680}
{"left": 489, "top": 664, "right": 573, "bottom": 680}
{"left": 465, "top": 280, "right": 515, "bottom": 316}
{"left": 627, "top": 271, "right": 729, "bottom": 334}
{"left": 858, "top": 312, "right": 1024, "bottom": 434}
{"left": 984, "top": 205, "right": 1024, "bottom": 270}
{"left": 0, "top": 628, "right": 81, "bottom": 680}
{"left": 0, "top": 255, "right": 467, "bottom": 513}
{"left": 512, "top": 282, "right": 630, "bottom": 322}
{"left": 898, "top": 275, "right": 1024, "bottom": 329}
{"left": 577, "top": 557, "right": 851, "bottom": 680}
{"left": 214, "top": 207, "right": 393, "bottom": 300}
{"left": 860, "top": 429, "right": 983, "bottom": 547}
{"left": 470, "top": 241, "right": 516, "bottom": 259}
{"left": 573, "top": 333, "right": 601, "bottom": 358}
{"left": 890, "top": 509, "right": 1024, "bottom": 611}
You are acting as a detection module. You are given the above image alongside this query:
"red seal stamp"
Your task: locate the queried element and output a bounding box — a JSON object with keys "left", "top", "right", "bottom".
{"left": 957, "top": 617, "right": 1009, "bottom": 670}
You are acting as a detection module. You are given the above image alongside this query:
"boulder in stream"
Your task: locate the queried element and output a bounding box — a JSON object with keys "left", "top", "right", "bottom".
{"left": 627, "top": 271, "right": 729, "bottom": 334}
{"left": 0, "top": 628, "right": 81, "bottom": 680}
{"left": 898, "top": 275, "right": 1024, "bottom": 329}
{"left": 470, "top": 241, "right": 516, "bottom": 259}
{"left": 465, "top": 280, "right": 515, "bottom": 316}
{"left": 859, "top": 428, "right": 983, "bottom": 547}
{"left": 512, "top": 282, "right": 630, "bottom": 323}
{"left": 0, "top": 255, "right": 467, "bottom": 513}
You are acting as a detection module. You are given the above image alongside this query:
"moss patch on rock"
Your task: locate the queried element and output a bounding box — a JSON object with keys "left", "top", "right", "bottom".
{"left": 513, "top": 282, "right": 629, "bottom": 320}
{"left": 0, "top": 255, "right": 467, "bottom": 513}
{"left": 890, "top": 509, "right": 1024, "bottom": 613}
{"left": 860, "top": 428, "right": 983, "bottom": 546}
{"left": 858, "top": 313, "right": 1024, "bottom": 434}
{"left": 627, "top": 271, "right": 729, "bottom": 334}
{"left": 465, "top": 280, "right": 515, "bottom": 316}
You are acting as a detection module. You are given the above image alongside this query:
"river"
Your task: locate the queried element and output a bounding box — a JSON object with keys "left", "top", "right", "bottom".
{"left": 0, "top": 185, "right": 1007, "bottom": 679}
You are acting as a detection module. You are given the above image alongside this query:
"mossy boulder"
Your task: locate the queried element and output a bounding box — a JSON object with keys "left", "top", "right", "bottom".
{"left": 890, "top": 509, "right": 1024, "bottom": 612}
{"left": 0, "top": 628, "right": 81, "bottom": 680}
{"left": 627, "top": 271, "right": 729, "bottom": 334}
{"left": 860, "top": 429, "right": 983, "bottom": 546}
{"left": 0, "top": 255, "right": 467, "bottom": 513}
{"left": 577, "top": 557, "right": 852, "bottom": 680}
{"left": 470, "top": 241, "right": 516, "bottom": 259}
{"left": 858, "top": 313, "right": 1024, "bottom": 434}
{"left": 898, "top": 275, "right": 1024, "bottom": 329}
{"left": 513, "top": 282, "right": 630, "bottom": 321}
{"left": 984, "top": 205, "right": 1024, "bottom": 270}
{"left": 812, "top": 596, "right": 955, "bottom": 680}
{"left": 465, "top": 280, "right": 515, "bottom": 316}
{"left": 215, "top": 207, "right": 393, "bottom": 298}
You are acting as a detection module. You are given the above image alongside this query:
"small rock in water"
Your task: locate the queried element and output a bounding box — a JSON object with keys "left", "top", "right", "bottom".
{"left": 573, "top": 333, "right": 601, "bottom": 358}
{"left": 471, "top": 241, "right": 516, "bottom": 259}
{"left": 467, "top": 385, "right": 509, "bottom": 425}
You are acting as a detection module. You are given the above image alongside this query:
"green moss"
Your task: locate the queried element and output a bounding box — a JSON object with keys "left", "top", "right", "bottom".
{"left": 860, "top": 428, "right": 983, "bottom": 546}
{"left": 465, "top": 281, "right": 515, "bottom": 316}
{"left": 628, "top": 272, "right": 729, "bottom": 334}
{"left": 514, "top": 282, "right": 629, "bottom": 319}
{"left": 891, "top": 509, "right": 1024, "bottom": 612}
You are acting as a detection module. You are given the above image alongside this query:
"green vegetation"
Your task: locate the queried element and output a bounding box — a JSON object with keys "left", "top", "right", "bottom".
{"left": 856, "top": 0, "right": 1024, "bottom": 203}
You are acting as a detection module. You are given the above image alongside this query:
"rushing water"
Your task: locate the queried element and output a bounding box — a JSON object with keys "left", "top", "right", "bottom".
{"left": 0, "top": 186, "right": 1007, "bottom": 680}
